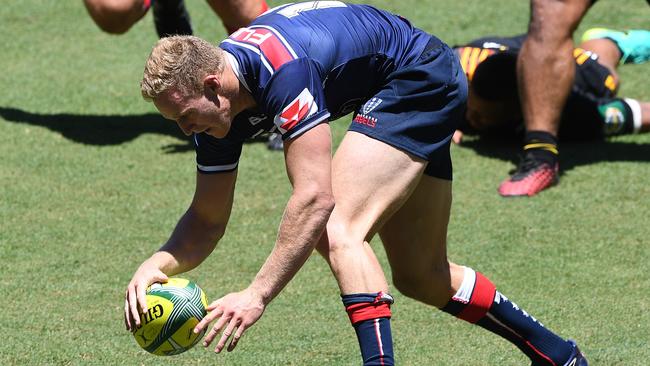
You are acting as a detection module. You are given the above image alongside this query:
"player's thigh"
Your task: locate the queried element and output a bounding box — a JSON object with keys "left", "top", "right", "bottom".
{"left": 329, "top": 131, "right": 426, "bottom": 241}
{"left": 529, "top": 0, "right": 593, "bottom": 38}
{"left": 378, "top": 175, "right": 453, "bottom": 301}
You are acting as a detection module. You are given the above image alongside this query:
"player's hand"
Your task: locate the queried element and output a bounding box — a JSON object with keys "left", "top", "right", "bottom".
{"left": 124, "top": 262, "right": 168, "bottom": 332}
{"left": 452, "top": 130, "right": 464, "bottom": 144}
{"left": 194, "top": 288, "right": 266, "bottom": 353}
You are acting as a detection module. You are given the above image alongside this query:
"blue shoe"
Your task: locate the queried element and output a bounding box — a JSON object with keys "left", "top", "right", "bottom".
{"left": 563, "top": 340, "right": 588, "bottom": 366}
{"left": 581, "top": 28, "right": 650, "bottom": 64}
{"left": 530, "top": 340, "right": 588, "bottom": 366}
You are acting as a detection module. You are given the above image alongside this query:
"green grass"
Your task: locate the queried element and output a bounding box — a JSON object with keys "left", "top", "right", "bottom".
{"left": 1, "top": 0, "right": 649, "bottom": 364}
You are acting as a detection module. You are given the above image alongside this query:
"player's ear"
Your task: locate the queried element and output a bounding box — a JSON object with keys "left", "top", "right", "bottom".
{"left": 203, "top": 74, "right": 221, "bottom": 94}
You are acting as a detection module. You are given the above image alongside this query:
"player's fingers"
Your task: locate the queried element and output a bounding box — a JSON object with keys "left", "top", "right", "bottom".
{"left": 124, "top": 298, "right": 132, "bottom": 331}
{"left": 195, "top": 306, "right": 223, "bottom": 334}
{"left": 127, "top": 285, "right": 141, "bottom": 328}
{"left": 206, "top": 299, "right": 222, "bottom": 311}
{"left": 203, "top": 313, "right": 229, "bottom": 347}
{"left": 136, "top": 281, "right": 148, "bottom": 314}
{"left": 215, "top": 318, "right": 239, "bottom": 353}
{"left": 227, "top": 323, "right": 246, "bottom": 352}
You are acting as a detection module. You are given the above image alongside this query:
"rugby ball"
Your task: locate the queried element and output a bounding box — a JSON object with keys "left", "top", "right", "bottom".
{"left": 133, "top": 278, "right": 208, "bottom": 356}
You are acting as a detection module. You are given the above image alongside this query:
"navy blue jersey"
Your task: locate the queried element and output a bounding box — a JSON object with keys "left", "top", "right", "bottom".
{"left": 195, "top": 1, "right": 434, "bottom": 173}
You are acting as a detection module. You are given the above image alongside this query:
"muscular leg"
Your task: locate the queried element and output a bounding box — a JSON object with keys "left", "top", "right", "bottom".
{"left": 379, "top": 175, "right": 585, "bottom": 365}
{"left": 83, "top": 0, "right": 150, "bottom": 34}
{"left": 316, "top": 131, "right": 427, "bottom": 366}
{"left": 378, "top": 176, "right": 464, "bottom": 307}
{"left": 500, "top": 0, "right": 592, "bottom": 197}
{"left": 321, "top": 132, "right": 426, "bottom": 295}
{"left": 519, "top": 0, "right": 592, "bottom": 134}
{"left": 206, "top": 0, "right": 268, "bottom": 33}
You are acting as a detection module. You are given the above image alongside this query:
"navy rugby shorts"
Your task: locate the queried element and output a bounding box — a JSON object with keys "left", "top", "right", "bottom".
{"left": 348, "top": 37, "right": 468, "bottom": 180}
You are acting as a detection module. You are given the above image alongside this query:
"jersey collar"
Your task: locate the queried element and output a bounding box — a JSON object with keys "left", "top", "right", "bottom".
{"left": 224, "top": 51, "right": 251, "bottom": 93}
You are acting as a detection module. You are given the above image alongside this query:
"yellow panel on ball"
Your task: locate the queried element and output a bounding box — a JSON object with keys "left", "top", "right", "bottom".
{"left": 132, "top": 278, "right": 208, "bottom": 356}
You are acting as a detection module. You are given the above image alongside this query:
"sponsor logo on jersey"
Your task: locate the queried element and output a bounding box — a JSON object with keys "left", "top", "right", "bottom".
{"left": 227, "top": 26, "right": 297, "bottom": 73}
{"left": 248, "top": 114, "right": 268, "bottom": 126}
{"left": 274, "top": 88, "right": 318, "bottom": 132}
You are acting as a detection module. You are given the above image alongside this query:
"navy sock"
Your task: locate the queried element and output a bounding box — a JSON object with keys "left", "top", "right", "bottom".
{"left": 441, "top": 267, "right": 573, "bottom": 366}
{"left": 342, "top": 292, "right": 395, "bottom": 366}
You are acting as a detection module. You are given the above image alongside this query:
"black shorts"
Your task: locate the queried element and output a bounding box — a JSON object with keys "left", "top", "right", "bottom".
{"left": 559, "top": 48, "right": 618, "bottom": 140}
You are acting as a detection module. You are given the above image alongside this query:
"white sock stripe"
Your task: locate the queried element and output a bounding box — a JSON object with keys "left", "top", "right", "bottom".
{"left": 624, "top": 98, "right": 642, "bottom": 133}
{"left": 374, "top": 319, "right": 384, "bottom": 356}
{"left": 485, "top": 312, "right": 522, "bottom": 340}
{"left": 452, "top": 266, "right": 476, "bottom": 303}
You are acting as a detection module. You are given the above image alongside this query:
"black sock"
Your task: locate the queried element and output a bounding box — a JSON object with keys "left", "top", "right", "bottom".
{"left": 524, "top": 130, "right": 558, "bottom": 166}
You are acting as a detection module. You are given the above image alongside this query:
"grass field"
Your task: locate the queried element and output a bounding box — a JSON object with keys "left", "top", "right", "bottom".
{"left": 1, "top": 0, "right": 649, "bottom": 364}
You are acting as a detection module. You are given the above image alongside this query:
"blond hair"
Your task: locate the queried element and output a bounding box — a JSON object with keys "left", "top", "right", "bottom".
{"left": 141, "top": 35, "right": 225, "bottom": 101}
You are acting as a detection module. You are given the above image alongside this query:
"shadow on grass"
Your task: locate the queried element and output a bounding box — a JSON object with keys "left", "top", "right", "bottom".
{"left": 0, "top": 106, "right": 271, "bottom": 153}
{"left": 458, "top": 136, "right": 650, "bottom": 174}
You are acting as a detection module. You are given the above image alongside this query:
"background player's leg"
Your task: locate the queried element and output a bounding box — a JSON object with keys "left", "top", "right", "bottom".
{"left": 316, "top": 131, "right": 427, "bottom": 366}
{"left": 83, "top": 0, "right": 150, "bottom": 34}
{"left": 579, "top": 32, "right": 650, "bottom": 135}
{"left": 206, "top": 0, "right": 268, "bottom": 34}
{"left": 500, "top": 0, "right": 592, "bottom": 197}
{"left": 379, "top": 175, "right": 587, "bottom": 365}
{"left": 579, "top": 38, "right": 621, "bottom": 78}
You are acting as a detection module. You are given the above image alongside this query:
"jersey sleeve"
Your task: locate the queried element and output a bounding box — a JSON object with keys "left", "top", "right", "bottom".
{"left": 260, "top": 58, "right": 330, "bottom": 140}
{"left": 193, "top": 133, "right": 243, "bottom": 174}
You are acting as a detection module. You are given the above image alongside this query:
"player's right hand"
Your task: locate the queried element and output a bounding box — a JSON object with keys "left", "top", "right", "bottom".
{"left": 124, "top": 262, "right": 168, "bottom": 332}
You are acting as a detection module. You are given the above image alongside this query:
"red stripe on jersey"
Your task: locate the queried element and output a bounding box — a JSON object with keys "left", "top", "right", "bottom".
{"left": 457, "top": 271, "right": 496, "bottom": 323}
{"left": 230, "top": 27, "right": 294, "bottom": 70}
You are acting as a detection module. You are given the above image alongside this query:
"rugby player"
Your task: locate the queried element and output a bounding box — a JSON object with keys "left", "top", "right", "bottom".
{"left": 83, "top": 0, "right": 268, "bottom": 37}
{"left": 453, "top": 29, "right": 650, "bottom": 148}
{"left": 504, "top": 0, "right": 650, "bottom": 197}
{"left": 124, "top": 2, "right": 588, "bottom": 365}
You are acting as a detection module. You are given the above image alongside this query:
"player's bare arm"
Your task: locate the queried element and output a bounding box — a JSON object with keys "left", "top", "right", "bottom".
{"left": 195, "top": 122, "right": 335, "bottom": 353}
{"left": 124, "top": 170, "right": 237, "bottom": 331}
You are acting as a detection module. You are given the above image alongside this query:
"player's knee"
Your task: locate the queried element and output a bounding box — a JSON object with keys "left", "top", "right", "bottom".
{"left": 392, "top": 263, "right": 451, "bottom": 306}
{"left": 326, "top": 225, "right": 361, "bottom": 255}
{"left": 85, "top": 0, "right": 142, "bottom": 34}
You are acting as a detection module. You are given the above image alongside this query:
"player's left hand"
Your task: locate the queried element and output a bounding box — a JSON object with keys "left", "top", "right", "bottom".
{"left": 452, "top": 130, "right": 464, "bottom": 144}
{"left": 194, "top": 288, "right": 266, "bottom": 353}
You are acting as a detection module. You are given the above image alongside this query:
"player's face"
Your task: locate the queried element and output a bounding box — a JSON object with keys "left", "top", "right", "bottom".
{"left": 154, "top": 87, "right": 233, "bottom": 138}
{"left": 465, "top": 88, "right": 520, "bottom": 131}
